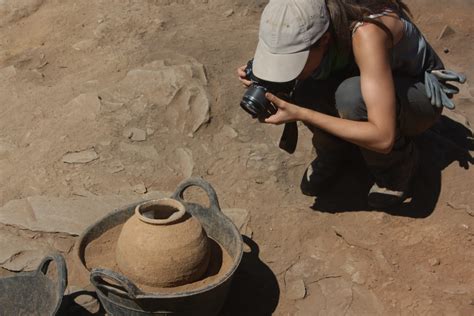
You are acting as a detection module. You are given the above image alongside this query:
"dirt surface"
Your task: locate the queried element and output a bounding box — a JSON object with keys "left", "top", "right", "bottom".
{"left": 0, "top": 0, "right": 473, "bottom": 315}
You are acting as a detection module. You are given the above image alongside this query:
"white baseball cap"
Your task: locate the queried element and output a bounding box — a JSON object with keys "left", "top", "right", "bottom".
{"left": 253, "top": 0, "right": 330, "bottom": 82}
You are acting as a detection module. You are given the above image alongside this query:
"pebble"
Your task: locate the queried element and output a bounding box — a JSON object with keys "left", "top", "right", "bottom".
{"left": 62, "top": 148, "right": 99, "bottom": 164}
{"left": 146, "top": 128, "right": 155, "bottom": 136}
{"left": 224, "top": 9, "right": 234, "bottom": 17}
{"left": 438, "top": 25, "right": 455, "bottom": 40}
{"left": 132, "top": 183, "right": 147, "bottom": 194}
{"left": 124, "top": 128, "right": 147, "bottom": 142}
{"left": 443, "top": 48, "right": 450, "bottom": 54}
{"left": 428, "top": 258, "right": 441, "bottom": 266}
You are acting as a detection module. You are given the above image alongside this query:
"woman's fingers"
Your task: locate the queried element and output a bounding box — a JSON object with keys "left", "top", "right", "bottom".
{"left": 265, "top": 92, "right": 285, "bottom": 108}
{"left": 237, "top": 65, "right": 252, "bottom": 87}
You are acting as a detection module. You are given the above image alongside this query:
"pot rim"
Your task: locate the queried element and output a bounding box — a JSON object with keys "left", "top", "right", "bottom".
{"left": 135, "top": 198, "right": 186, "bottom": 225}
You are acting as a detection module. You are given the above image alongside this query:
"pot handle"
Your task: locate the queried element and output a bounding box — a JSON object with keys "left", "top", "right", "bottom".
{"left": 36, "top": 253, "right": 68, "bottom": 314}
{"left": 171, "top": 177, "right": 221, "bottom": 213}
{"left": 90, "top": 268, "right": 141, "bottom": 299}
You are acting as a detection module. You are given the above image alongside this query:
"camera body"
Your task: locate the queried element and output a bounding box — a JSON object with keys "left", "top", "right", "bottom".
{"left": 240, "top": 60, "right": 296, "bottom": 119}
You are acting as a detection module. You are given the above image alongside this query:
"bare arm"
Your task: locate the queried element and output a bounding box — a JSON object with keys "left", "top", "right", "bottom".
{"left": 265, "top": 24, "right": 397, "bottom": 154}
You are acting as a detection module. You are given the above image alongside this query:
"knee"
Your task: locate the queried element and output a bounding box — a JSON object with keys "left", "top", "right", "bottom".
{"left": 335, "top": 77, "right": 367, "bottom": 121}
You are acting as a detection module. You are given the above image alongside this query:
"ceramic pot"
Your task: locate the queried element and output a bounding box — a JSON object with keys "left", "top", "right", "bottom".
{"left": 115, "top": 198, "right": 210, "bottom": 288}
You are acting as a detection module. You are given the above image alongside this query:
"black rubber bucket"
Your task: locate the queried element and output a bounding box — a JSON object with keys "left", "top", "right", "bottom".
{"left": 75, "top": 177, "right": 243, "bottom": 315}
{"left": 0, "top": 253, "right": 68, "bottom": 315}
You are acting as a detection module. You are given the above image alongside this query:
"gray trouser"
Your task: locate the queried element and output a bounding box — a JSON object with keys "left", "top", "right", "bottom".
{"left": 294, "top": 74, "right": 442, "bottom": 177}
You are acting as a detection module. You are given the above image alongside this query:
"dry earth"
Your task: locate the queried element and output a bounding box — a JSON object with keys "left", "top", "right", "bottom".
{"left": 0, "top": 0, "right": 473, "bottom": 315}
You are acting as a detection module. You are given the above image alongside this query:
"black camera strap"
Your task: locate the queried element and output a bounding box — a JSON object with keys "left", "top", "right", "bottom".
{"left": 279, "top": 122, "right": 298, "bottom": 154}
{"left": 278, "top": 82, "right": 299, "bottom": 154}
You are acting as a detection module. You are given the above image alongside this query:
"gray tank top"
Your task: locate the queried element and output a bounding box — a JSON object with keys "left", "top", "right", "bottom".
{"left": 353, "top": 9, "right": 444, "bottom": 78}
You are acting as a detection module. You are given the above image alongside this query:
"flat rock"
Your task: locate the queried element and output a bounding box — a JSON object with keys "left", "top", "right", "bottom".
{"left": 62, "top": 148, "right": 99, "bottom": 164}
{"left": 0, "top": 0, "right": 44, "bottom": 26}
{"left": 0, "top": 230, "right": 52, "bottom": 271}
{"left": 124, "top": 127, "right": 147, "bottom": 141}
{"left": 119, "top": 142, "right": 159, "bottom": 160}
{"left": 173, "top": 147, "right": 194, "bottom": 178}
{"left": 72, "top": 39, "right": 97, "bottom": 51}
{"left": 132, "top": 183, "right": 147, "bottom": 194}
{"left": 285, "top": 279, "right": 306, "bottom": 300}
{"left": 0, "top": 195, "right": 143, "bottom": 235}
{"left": 104, "top": 59, "right": 209, "bottom": 135}
{"left": 222, "top": 208, "right": 250, "bottom": 234}
{"left": 106, "top": 160, "right": 125, "bottom": 173}
{"left": 220, "top": 125, "right": 238, "bottom": 139}
{"left": 0, "top": 65, "right": 16, "bottom": 80}
{"left": 61, "top": 93, "right": 101, "bottom": 122}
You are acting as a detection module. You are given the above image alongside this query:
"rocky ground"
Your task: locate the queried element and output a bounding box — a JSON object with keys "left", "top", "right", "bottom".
{"left": 0, "top": 0, "right": 473, "bottom": 315}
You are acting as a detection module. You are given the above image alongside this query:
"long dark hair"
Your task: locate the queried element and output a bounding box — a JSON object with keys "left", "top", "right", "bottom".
{"left": 325, "top": 0, "right": 412, "bottom": 52}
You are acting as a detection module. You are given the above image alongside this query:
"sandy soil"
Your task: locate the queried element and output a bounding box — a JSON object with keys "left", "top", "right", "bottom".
{"left": 0, "top": 0, "right": 473, "bottom": 315}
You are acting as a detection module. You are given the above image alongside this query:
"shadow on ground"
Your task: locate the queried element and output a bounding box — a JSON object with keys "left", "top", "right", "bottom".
{"left": 220, "top": 236, "right": 280, "bottom": 316}
{"left": 310, "top": 115, "right": 474, "bottom": 218}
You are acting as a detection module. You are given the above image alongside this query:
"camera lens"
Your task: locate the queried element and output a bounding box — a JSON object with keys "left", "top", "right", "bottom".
{"left": 240, "top": 85, "right": 277, "bottom": 119}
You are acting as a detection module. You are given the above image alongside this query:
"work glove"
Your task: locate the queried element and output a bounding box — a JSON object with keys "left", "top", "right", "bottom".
{"left": 424, "top": 69, "right": 466, "bottom": 109}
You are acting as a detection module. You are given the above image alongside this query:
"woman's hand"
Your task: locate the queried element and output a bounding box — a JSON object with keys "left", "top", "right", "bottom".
{"left": 264, "top": 93, "right": 305, "bottom": 125}
{"left": 237, "top": 65, "right": 252, "bottom": 87}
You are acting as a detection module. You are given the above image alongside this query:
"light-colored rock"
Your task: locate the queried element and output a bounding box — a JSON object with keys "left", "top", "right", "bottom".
{"left": 103, "top": 59, "right": 209, "bottom": 136}
{"left": 351, "top": 271, "right": 366, "bottom": 285}
{"left": 0, "top": 230, "right": 53, "bottom": 271}
{"left": 132, "top": 183, "right": 147, "bottom": 194}
{"left": 428, "top": 258, "right": 441, "bottom": 266}
{"left": 72, "top": 39, "right": 97, "bottom": 51}
{"left": 224, "top": 9, "right": 234, "bottom": 17}
{"left": 119, "top": 142, "right": 159, "bottom": 160}
{"left": 52, "top": 237, "right": 75, "bottom": 253}
{"left": 286, "top": 279, "right": 306, "bottom": 300}
{"left": 124, "top": 127, "right": 147, "bottom": 141}
{"left": 0, "top": 0, "right": 44, "bottom": 26}
{"left": 0, "top": 195, "right": 139, "bottom": 235}
{"left": 107, "top": 160, "right": 125, "bottom": 173}
{"left": 174, "top": 147, "right": 194, "bottom": 178}
{"left": 142, "top": 191, "right": 169, "bottom": 200}
{"left": 62, "top": 148, "right": 99, "bottom": 164}
{"left": 146, "top": 128, "right": 155, "bottom": 136}
{"left": 62, "top": 93, "right": 101, "bottom": 121}
{"left": 222, "top": 208, "right": 250, "bottom": 234}
{"left": 0, "top": 65, "right": 16, "bottom": 80}
{"left": 220, "top": 125, "right": 238, "bottom": 139}
{"left": 99, "top": 99, "right": 124, "bottom": 113}
{"left": 438, "top": 25, "right": 456, "bottom": 40}
{"left": 296, "top": 277, "right": 354, "bottom": 315}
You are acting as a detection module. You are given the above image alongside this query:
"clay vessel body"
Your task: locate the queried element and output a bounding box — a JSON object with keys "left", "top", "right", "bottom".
{"left": 116, "top": 198, "right": 210, "bottom": 288}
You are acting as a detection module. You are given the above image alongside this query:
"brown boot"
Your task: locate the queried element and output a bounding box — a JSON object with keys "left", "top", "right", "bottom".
{"left": 363, "top": 139, "right": 419, "bottom": 209}
{"left": 300, "top": 155, "right": 344, "bottom": 196}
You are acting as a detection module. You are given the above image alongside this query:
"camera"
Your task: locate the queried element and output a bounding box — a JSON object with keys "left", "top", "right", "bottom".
{"left": 240, "top": 60, "right": 296, "bottom": 119}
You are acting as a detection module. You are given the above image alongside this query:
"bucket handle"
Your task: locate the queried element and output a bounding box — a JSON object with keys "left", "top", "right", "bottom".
{"left": 90, "top": 268, "right": 141, "bottom": 299}
{"left": 36, "top": 253, "right": 68, "bottom": 315}
{"left": 171, "top": 177, "right": 221, "bottom": 213}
